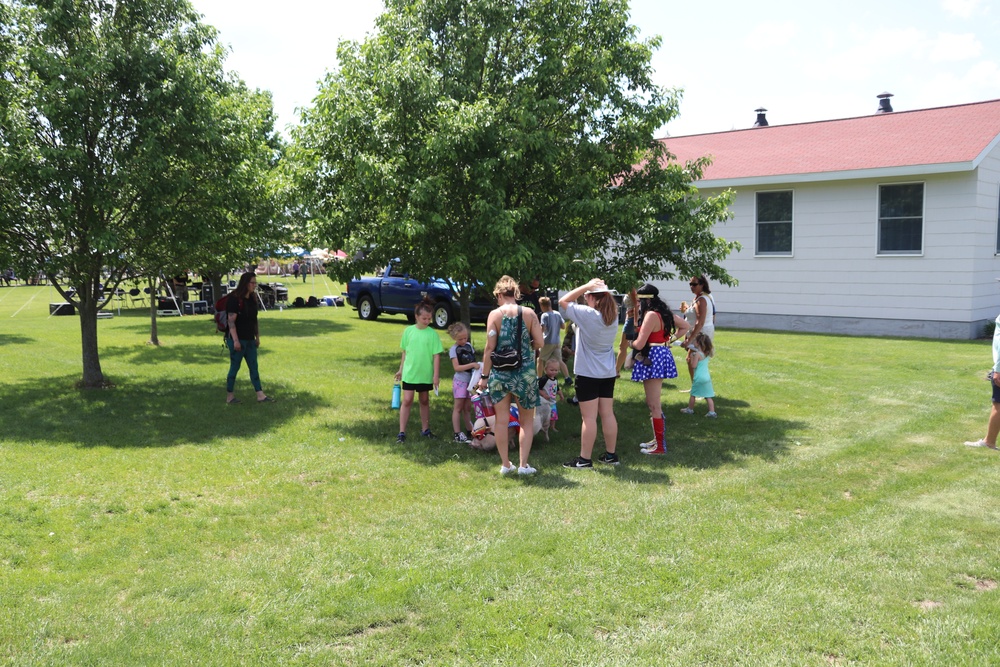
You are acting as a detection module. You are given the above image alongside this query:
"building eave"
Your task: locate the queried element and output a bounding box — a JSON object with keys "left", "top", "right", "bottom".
{"left": 695, "top": 161, "right": 977, "bottom": 189}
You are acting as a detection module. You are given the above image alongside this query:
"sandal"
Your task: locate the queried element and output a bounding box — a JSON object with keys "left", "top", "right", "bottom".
{"left": 257, "top": 396, "right": 276, "bottom": 403}
{"left": 226, "top": 397, "right": 241, "bottom": 404}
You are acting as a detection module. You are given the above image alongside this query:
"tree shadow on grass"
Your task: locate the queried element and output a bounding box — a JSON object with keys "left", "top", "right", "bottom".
{"left": 0, "top": 333, "right": 34, "bottom": 346}
{"left": 0, "top": 376, "right": 323, "bottom": 448}
{"left": 110, "top": 311, "right": 351, "bottom": 339}
{"left": 98, "top": 339, "right": 253, "bottom": 367}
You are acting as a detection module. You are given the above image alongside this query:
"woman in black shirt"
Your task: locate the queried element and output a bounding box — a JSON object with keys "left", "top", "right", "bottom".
{"left": 225, "top": 272, "right": 274, "bottom": 404}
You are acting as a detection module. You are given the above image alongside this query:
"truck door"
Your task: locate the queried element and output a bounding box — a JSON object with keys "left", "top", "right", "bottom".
{"left": 381, "top": 264, "right": 423, "bottom": 313}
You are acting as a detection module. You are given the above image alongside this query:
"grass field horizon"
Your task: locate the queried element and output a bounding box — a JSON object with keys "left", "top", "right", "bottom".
{"left": 2, "top": 280, "right": 999, "bottom": 666}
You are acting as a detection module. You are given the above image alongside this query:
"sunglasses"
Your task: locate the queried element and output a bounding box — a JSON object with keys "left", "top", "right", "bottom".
{"left": 689, "top": 281, "right": 699, "bottom": 286}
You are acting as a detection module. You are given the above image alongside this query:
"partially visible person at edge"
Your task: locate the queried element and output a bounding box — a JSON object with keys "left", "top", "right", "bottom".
{"left": 395, "top": 297, "right": 443, "bottom": 444}
{"left": 225, "top": 272, "right": 274, "bottom": 405}
{"left": 559, "top": 278, "right": 620, "bottom": 469}
{"left": 630, "top": 282, "right": 690, "bottom": 455}
{"left": 478, "top": 276, "right": 544, "bottom": 476}
{"left": 615, "top": 287, "right": 639, "bottom": 375}
{"left": 965, "top": 313, "right": 1000, "bottom": 451}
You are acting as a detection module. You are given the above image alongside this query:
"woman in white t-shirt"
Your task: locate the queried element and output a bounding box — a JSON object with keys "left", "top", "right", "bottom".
{"left": 559, "top": 278, "right": 620, "bottom": 468}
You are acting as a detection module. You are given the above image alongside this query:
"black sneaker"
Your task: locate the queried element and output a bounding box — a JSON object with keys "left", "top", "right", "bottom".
{"left": 567, "top": 397, "right": 579, "bottom": 406}
{"left": 596, "top": 452, "right": 620, "bottom": 465}
{"left": 563, "top": 456, "right": 593, "bottom": 469}
{"left": 420, "top": 429, "right": 436, "bottom": 438}
{"left": 563, "top": 377, "right": 574, "bottom": 387}
{"left": 396, "top": 432, "right": 406, "bottom": 444}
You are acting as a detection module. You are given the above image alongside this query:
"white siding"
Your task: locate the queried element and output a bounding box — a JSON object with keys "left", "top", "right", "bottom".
{"left": 659, "top": 142, "right": 1000, "bottom": 338}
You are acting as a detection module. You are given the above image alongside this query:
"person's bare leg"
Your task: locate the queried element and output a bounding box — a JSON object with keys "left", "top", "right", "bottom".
{"left": 518, "top": 404, "right": 535, "bottom": 468}
{"left": 579, "top": 399, "right": 599, "bottom": 459}
{"left": 598, "top": 397, "right": 617, "bottom": 454}
{"left": 494, "top": 396, "right": 513, "bottom": 468}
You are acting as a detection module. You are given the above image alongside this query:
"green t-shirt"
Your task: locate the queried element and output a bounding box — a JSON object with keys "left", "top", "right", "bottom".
{"left": 400, "top": 325, "right": 444, "bottom": 384}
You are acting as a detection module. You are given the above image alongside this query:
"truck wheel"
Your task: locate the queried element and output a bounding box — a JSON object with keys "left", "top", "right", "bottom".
{"left": 358, "top": 295, "right": 379, "bottom": 321}
{"left": 432, "top": 302, "right": 453, "bottom": 329}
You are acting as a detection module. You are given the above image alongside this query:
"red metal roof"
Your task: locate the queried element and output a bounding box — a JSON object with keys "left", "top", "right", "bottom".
{"left": 659, "top": 99, "right": 1000, "bottom": 184}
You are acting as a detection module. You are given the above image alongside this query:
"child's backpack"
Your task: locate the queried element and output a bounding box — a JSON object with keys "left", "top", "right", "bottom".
{"left": 214, "top": 294, "right": 230, "bottom": 333}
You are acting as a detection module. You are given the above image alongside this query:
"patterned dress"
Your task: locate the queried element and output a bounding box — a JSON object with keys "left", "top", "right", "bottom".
{"left": 487, "top": 310, "right": 540, "bottom": 408}
{"left": 630, "top": 312, "right": 679, "bottom": 382}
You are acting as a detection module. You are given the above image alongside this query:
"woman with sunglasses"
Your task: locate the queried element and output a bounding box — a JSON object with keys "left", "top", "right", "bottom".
{"left": 685, "top": 275, "right": 716, "bottom": 345}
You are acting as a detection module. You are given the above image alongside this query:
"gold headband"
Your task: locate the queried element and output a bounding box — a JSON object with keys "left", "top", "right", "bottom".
{"left": 636, "top": 294, "right": 654, "bottom": 299}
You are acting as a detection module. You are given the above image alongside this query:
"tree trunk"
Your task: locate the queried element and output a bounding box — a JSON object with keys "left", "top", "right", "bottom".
{"left": 78, "top": 296, "right": 105, "bottom": 387}
{"left": 147, "top": 276, "right": 159, "bottom": 346}
{"left": 202, "top": 270, "right": 225, "bottom": 303}
{"left": 458, "top": 289, "right": 471, "bottom": 327}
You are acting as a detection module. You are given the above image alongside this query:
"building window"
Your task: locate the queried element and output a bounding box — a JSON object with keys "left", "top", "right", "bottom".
{"left": 878, "top": 183, "right": 923, "bottom": 254}
{"left": 756, "top": 190, "right": 792, "bottom": 255}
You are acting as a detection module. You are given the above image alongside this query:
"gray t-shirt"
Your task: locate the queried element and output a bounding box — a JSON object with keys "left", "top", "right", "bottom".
{"left": 540, "top": 310, "right": 564, "bottom": 346}
{"left": 449, "top": 342, "right": 475, "bottom": 385}
{"left": 561, "top": 302, "right": 617, "bottom": 379}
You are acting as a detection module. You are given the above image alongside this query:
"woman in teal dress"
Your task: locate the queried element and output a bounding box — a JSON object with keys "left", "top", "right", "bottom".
{"left": 477, "top": 275, "right": 544, "bottom": 476}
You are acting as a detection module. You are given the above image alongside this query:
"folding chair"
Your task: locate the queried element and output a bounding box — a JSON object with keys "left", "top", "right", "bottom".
{"left": 128, "top": 288, "right": 148, "bottom": 308}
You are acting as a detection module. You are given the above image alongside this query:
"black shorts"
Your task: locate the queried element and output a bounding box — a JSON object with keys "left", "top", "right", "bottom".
{"left": 991, "top": 372, "right": 1000, "bottom": 403}
{"left": 575, "top": 375, "right": 616, "bottom": 403}
{"left": 402, "top": 382, "right": 434, "bottom": 393}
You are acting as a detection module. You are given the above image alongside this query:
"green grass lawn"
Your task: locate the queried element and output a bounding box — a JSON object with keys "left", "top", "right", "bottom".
{"left": 1, "top": 280, "right": 999, "bottom": 666}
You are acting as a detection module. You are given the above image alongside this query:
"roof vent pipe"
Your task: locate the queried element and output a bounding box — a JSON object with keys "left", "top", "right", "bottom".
{"left": 753, "top": 107, "right": 768, "bottom": 127}
{"left": 876, "top": 92, "right": 894, "bottom": 113}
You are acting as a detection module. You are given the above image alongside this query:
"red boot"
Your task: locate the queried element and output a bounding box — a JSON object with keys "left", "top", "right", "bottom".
{"left": 643, "top": 416, "right": 667, "bottom": 455}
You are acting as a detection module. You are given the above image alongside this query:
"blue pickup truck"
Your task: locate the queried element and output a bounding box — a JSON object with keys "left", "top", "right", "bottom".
{"left": 343, "top": 263, "right": 493, "bottom": 328}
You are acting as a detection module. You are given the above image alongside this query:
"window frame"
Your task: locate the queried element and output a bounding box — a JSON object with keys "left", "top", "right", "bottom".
{"left": 877, "top": 182, "right": 924, "bottom": 256}
{"left": 754, "top": 189, "right": 794, "bottom": 257}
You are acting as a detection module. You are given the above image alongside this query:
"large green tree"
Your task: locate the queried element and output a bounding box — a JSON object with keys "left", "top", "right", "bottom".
{"left": 0, "top": 0, "right": 281, "bottom": 384}
{"left": 294, "top": 0, "right": 738, "bottom": 323}
{"left": 131, "top": 81, "right": 286, "bottom": 346}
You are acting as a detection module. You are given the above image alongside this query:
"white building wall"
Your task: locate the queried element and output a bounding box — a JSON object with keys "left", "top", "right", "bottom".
{"left": 972, "top": 145, "right": 1000, "bottom": 324}
{"left": 666, "top": 152, "right": 1000, "bottom": 339}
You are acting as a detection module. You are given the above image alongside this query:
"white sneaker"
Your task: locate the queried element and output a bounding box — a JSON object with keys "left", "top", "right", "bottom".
{"left": 500, "top": 463, "right": 517, "bottom": 475}
{"left": 706, "top": 411, "right": 717, "bottom": 418}
{"left": 639, "top": 439, "right": 657, "bottom": 451}
{"left": 680, "top": 407, "right": 694, "bottom": 415}
{"left": 517, "top": 465, "right": 537, "bottom": 475}
{"left": 964, "top": 439, "right": 998, "bottom": 449}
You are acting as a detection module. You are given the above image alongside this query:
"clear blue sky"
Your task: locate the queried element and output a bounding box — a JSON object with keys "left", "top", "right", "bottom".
{"left": 192, "top": 0, "right": 1000, "bottom": 138}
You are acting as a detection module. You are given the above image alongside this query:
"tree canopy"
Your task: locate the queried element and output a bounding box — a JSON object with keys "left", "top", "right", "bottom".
{"left": 0, "top": 0, "right": 284, "bottom": 385}
{"left": 293, "top": 0, "right": 739, "bottom": 320}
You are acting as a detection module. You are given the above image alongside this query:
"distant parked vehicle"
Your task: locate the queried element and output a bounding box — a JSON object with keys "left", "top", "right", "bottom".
{"left": 343, "top": 262, "right": 492, "bottom": 328}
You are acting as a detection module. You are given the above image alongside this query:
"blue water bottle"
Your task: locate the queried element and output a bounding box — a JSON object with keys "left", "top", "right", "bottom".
{"left": 391, "top": 382, "right": 401, "bottom": 410}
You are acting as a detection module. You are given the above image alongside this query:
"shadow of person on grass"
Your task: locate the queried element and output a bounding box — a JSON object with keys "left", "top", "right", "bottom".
{"left": 0, "top": 376, "right": 322, "bottom": 448}
{"left": 328, "top": 380, "right": 804, "bottom": 484}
